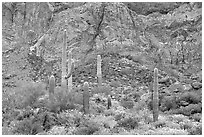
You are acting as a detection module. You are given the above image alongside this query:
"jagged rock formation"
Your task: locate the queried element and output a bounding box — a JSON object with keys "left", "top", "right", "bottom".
{"left": 2, "top": 2, "right": 202, "bottom": 87}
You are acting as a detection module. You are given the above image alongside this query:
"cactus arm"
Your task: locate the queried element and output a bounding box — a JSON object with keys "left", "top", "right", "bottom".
{"left": 65, "top": 63, "right": 74, "bottom": 79}
{"left": 67, "top": 50, "right": 73, "bottom": 92}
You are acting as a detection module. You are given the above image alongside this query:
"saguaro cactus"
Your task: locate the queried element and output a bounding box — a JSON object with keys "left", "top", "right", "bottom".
{"left": 97, "top": 55, "right": 102, "bottom": 87}
{"left": 153, "top": 68, "right": 159, "bottom": 122}
{"left": 107, "top": 95, "right": 112, "bottom": 109}
{"left": 49, "top": 75, "right": 55, "bottom": 101}
{"left": 68, "top": 50, "right": 72, "bottom": 92}
{"left": 61, "top": 29, "right": 67, "bottom": 91}
{"left": 83, "top": 82, "right": 89, "bottom": 114}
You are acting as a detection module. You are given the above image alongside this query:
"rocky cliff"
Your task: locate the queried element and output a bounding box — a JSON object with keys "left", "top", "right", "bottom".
{"left": 2, "top": 2, "right": 202, "bottom": 87}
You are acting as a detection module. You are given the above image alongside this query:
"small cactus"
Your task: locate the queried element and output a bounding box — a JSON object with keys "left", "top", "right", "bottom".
{"left": 61, "top": 29, "right": 67, "bottom": 91}
{"left": 49, "top": 75, "right": 55, "bottom": 101}
{"left": 97, "top": 55, "right": 102, "bottom": 87}
{"left": 153, "top": 68, "right": 159, "bottom": 122}
{"left": 83, "top": 82, "right": 89, "bottom": 114}
{"left": 107, "top": 95, "right": 112, "bottom": 109}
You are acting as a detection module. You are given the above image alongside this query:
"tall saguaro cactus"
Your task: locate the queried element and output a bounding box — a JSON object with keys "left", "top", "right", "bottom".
{"left": 83, "top": 82, "right": 89, "bottom": 114}
{"left": 49, "top": 75, "right": 55, "bottom": 101}
{"left": 97, "top": 55, "right": 102, "bottom": 87}
{"left": 153, "top": 68, "right": 159, "bottom": 122}
{"left": 68, "top": 50, "right": 72, "bottom": 93}
{"left": 61, "top": 29, "right": 67, "bottom": 91}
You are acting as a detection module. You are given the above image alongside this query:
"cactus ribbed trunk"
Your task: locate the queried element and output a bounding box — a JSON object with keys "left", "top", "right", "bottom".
{"left": 36, "top": 46, "right": 41, "bottom": 56}
{"left": 153, "top": 68, "right": 159, "bottom": 122}
{"left": 97, "top": 55, "right": 102, "bottom": 87}
{"left": 83, "top": 82, "right": 89, "bottom": 114}
{"left": 68, "top": 50, "right": 72, "bottom": 93}
{"left": 107, "top": 95, "right": 112, "bottom": 109}
{"left": 61, "top": 29, "right": 67, "bottom": 92}
{"left": 49, "top": 75, "right": 55, "bottom": 101}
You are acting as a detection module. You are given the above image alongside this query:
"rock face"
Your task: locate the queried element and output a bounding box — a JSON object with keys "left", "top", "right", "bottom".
{"left": 2, "top": 2, "right": 202, "bottom": 85}
{"left": 123, "top": 2, "right": 183, "bottom": 15}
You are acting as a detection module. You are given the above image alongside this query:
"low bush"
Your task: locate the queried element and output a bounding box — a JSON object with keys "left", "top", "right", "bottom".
{"left": 12, "top": 118, "right": 43, "bottom": 135}
{"left": 160, "top": 95, "right": 177, "bottom": 111}
{"left": 187, "top": 123, "right": 202, "bottom": 135}
{"left": 110, "top": 80, "right": 121, "bottom": 88}
{"left": 74, "top": 120, "right": 100, "bottom": 135}
{"left": 177, "top": 103, "right": 202, "bottom": 116}
{"left": 117, "top": 115, "right": 140, "bottom": 130}
{"left": 120, "top": 99, "right": 134, "bottom": 109}
{"left": 190, "top": 113, "right": 202, "bottom": 122}
{"left": 47, "top": 126, "right": 67, "bottom": 135}
{"left": 91, "top": 85, "right": 111, "bottom": 95}
{"left": 46, "top": 90, "right": 77, "bottom": 113}
{"left": 3, "top": 82, "right": 46, "bottom": 110}
{"left": 154, "top": 120, "right": 166, "bottom": 128}
{"left": 179, "top": 121, "right": 193, "bottom": 130}
{"left": 178, "top": 92, "right": 201, "bottom": 104}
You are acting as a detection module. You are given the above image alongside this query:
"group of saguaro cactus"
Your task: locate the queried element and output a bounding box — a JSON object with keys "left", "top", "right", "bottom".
{"left": 47, "top": 29, "right": 159, "bottom": 117}
{"left": 48, "top": 30, "right": 73, "bottom": 100}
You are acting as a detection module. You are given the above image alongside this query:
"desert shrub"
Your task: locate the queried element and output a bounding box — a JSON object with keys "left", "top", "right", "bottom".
{"left": 93, "top": 127, "right": 111, "bottom": 135}
{"left": 165, "top": 121, "right": 181, "bottom": 129}
{"left": 91, "top": 93, "right": 107, "bottom": 104}
{"left": 169, "top": 114, "right": 188, "bottom": 124}
{"left": 147, "top": 127, "right": 188, "bottom": 135}
{"left": 177, "top": 103, "right": 202, "bottom": 116}
{"left": 114, "top": 112, "right": 126, "bottom": 121}
{"left": 139, "top": 109, "right": 153, "bottom": 124}
{"left": 120, "top": 99, "right": 134, "bottom": 109}
{"left": 18, "top": 82, "right": 46, "bottom": 109}
{"left": 56, "top": 110, "right": 83, "bottom": 128}
{"left": 3, "top": 82, "right": 46, "bottom": 110}
{"left": 47, "top": 126, "right": 67, "bottom": 135}
{"left": 2, "top": 82, "right": 46, "bottom": 126}
{"left": 2, "top": 92, "right": 17, "bottom": 114}
{"left": 12, "top": 118, "right": 43, "bottom": 135}
{"left": 160, "top": 95, "right": 177, "bottom": 111}
{"left": 178, "top": 92, "right": 201, "bottom": 104}
{"left": 129, "top": 92, "right": 141, "bottom": 102}
{"left": 90, "top": 100, "right": 106, "bottom": 114}
{"left": 109, "top": 80, "right": 121, "bottom": 88}
{"left": 154, "top": 120, "right": 166, "bottom": 128}
{"left": 74, "top": 120, "right": 100, "bottom": 135}
{"left": 190, "top": 113, "right": 202, "bottom": 122}
{"left": 179, "top": 121, "right": 193, "bottom": 130}
{"left": 46, "top": 87, "right": 85, "bottom": 113}
{"left": 90, "top": 115, "right": 117, "bottom": 129}
{"left": 2, "top": 127, "right": 14, "bottom": 135}
{"left": 91, "top": 85, "right": 111, "bottom": 95}
{"left": 187, "top": 123, "right": 202, "bottom": 135}
{"left": 47, "top": 91, "right": 76, "bottom": 113}
{"left": 117, "top": 115, "right": 140, "bottom": 130}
